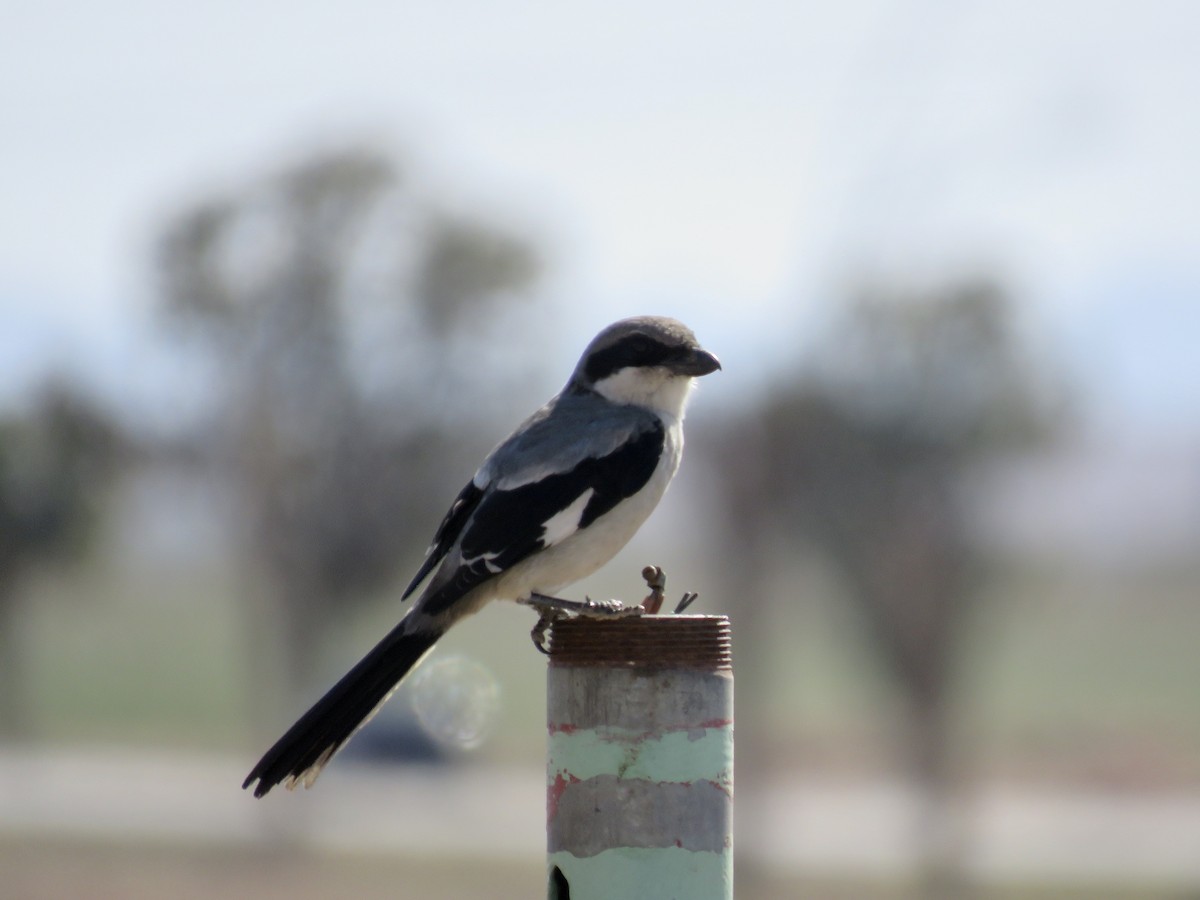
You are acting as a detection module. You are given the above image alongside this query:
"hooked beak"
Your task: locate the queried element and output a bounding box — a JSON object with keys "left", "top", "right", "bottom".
{"left": 673, "top": 347, "right": 722, "bottom": 377}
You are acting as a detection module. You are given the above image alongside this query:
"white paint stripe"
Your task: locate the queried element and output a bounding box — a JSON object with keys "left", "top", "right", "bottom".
{"left": 549, "top": 777, "right": 732, "bottom": 855}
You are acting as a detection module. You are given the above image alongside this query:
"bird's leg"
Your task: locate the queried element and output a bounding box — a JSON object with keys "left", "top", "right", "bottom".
{"left": 523, "top": 593, "right": 592, "bottom": 617}
{"left": 524, "top": 592, "right": 643, "bottom": 619}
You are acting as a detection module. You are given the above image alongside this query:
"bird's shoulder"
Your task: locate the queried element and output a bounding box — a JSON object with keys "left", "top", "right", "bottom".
{"left": 478, "top": 390, "right": 664, "bottom": 490}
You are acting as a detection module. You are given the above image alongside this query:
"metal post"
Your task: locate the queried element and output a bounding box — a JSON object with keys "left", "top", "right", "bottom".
{"left": 546, "top": 615, "right": 733, "bottom": 900}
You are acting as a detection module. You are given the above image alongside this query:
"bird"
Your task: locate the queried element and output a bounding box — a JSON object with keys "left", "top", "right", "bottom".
{"left": 242, "top": 315, "right": 720, "bottom": 797}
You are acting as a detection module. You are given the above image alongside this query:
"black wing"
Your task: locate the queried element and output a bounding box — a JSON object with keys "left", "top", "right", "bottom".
{"left": 418, "top": 420, "right": 665, "bottom": 616}
{"left": 401, "top": 479, "right": 485, "bottom": 600}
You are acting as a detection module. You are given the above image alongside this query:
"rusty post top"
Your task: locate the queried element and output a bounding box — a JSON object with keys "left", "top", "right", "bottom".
{"left": 547, "top": 615, "right": 731, "bottom": 671}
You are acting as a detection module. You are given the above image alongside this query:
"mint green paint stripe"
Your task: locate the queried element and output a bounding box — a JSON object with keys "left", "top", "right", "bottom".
{"left": 548, "top": 726, "right": 732, "bottom": 786}
{"left": 549, "top": 847, "right": 732, "bottom": 900}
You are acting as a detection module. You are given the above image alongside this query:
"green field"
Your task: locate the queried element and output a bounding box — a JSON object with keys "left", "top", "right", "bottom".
{"left": 5, "top": 553, "right": 1199, "bottom": 897}
{"left": 14, "top": 553, "right": 1200, "bottom": 785}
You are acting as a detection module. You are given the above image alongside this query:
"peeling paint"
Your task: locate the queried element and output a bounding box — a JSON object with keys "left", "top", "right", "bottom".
{"left": 547, "top": 771, "right": 580, "bottom": 822}
{"left": 548, "top": 726, "right": 732, "bottom": 786}
{"left": 546, "top": 634, "right": 733, "bottom": 899}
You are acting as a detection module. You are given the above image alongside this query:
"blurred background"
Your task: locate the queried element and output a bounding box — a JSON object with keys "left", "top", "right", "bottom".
{"left": 3, "top": 1, "right": 1199, "bottom": 897}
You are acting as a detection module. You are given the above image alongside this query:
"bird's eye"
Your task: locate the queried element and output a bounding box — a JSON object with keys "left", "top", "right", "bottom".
{"left": 584, "top": 333, "right": 672, "bottom": 382}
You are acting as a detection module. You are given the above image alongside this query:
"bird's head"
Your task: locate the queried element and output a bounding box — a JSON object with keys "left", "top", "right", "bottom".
{"left": 568, "top": 316, "right": 721, "bottom": 419}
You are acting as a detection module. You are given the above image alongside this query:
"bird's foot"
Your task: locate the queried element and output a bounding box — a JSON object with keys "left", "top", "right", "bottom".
{"left": 525, "top": 592, "right": 643, "bottom": 618}
{"left": 579, "top": 596, "right": 643, "bottom": 618}
{"left": 521, "top": 566, "right": 701, "bottom": 654}
{"left": 522, "top": 593, "right": 642, "bottom": 654}
{"left": 525, "top": 593, "right": 593, "bottom": 617}
{"left": 529, "top": 608, "right": 563, "bottom": 655}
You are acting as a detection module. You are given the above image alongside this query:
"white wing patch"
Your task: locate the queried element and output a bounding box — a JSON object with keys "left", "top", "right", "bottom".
{"left": 540, "top": 488, "right": 595, "bottom": 547}
{"left": 461, "top": 550, "right": 505, "bottom": 575}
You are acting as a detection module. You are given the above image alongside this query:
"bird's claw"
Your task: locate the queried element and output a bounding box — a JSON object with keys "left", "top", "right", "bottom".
{"left": 530, "top": 608, "right": 563, "bottom": 655}
{"left": 523, "top": 566, "right": 700, "bottom": 653}
{"left": 523, "top": 594, "right": 640, "bottom": 653}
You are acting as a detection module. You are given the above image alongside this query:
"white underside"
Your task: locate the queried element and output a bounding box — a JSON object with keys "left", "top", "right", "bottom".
{"left": 492, "top": 421, "right": 683, "bottom": 601}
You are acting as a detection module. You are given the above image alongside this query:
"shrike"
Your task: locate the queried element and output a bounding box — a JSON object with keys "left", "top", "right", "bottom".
{"left": 243, "top": 315, "right": 720, "bottom": 797}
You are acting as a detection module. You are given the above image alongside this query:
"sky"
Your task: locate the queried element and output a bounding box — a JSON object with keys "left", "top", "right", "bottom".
{"left": 2, "top": 0, "right": 1199, "bottom": 435}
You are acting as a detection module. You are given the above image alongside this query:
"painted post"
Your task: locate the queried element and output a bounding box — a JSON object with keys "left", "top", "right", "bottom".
{"left": 546, "top": 615, "right": 733, "bottom": 900}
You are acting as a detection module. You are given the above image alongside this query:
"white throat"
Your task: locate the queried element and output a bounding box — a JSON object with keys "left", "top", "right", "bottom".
{"left": 592, "top": 367, "right": 696, "bottom": 420}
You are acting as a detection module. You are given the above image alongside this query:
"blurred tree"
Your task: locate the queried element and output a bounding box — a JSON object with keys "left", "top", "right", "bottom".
{"left": 709, "top": 279, "right": 1052, "bottom": 894}
{"left": 155, "top": 146, "right": 540, "bottom": 703}
{"left": 0, "top": 382, "right": 121, "bottom": 738}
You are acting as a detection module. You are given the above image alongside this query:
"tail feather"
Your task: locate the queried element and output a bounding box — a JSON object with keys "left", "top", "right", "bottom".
{"left": 243, "top": 624, "right": 442, "bottom": 798}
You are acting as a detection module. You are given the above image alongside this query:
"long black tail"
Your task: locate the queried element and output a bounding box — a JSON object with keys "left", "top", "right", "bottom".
{"left": 243, "top": 624, "right": 442, "bottom": 798}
